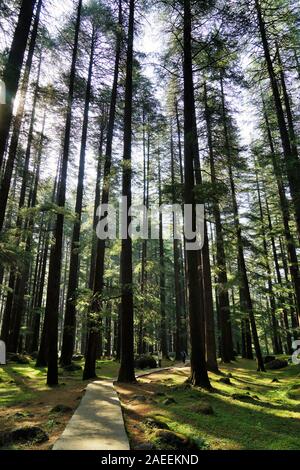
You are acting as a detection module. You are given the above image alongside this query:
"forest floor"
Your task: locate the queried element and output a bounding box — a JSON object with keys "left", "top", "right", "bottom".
{"left": 0, "top": 358, "right": 300, "bottom": 450}
{"left": 0, "top": 359, "right": 120, "bottom": 449}
{"left": 116, "top": 358, "right": 300, "bottom": 450}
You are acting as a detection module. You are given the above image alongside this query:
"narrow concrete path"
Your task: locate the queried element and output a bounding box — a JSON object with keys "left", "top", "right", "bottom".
{"left": 53, "top": 365, "right": 186, "bottom": 451}
{"left": 53, "top": 380, "right": 130, "bottom": 450}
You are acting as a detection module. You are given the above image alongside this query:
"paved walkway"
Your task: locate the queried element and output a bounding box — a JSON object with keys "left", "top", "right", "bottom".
{"left": 53, "top": 366, "right": 178, "bottom": 451}
{"left": 53, "top": 380, "right": 129, "bottom": 450}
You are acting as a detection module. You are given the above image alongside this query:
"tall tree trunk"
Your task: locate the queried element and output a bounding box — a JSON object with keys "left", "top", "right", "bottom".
{"left": 117, "top": 0, "right": 136, "bottom": 384}
{"left": 35, "top": 161, "right": 60, "bottom": 366}
{"left": 83, "top": 0, "right": 123, "bottom": 380}
{"left": 255, "top": 169, "right": 280, "bottom": 354}
{"left": 170, "top": 123, "right": 184, "bottom": 360}
{"left": 204, "top": 81, "right": 233, "bottom": 363}
{"left": 60, "top": 28, "right": 95, "bottom": 367}
{"left": 0, "top": 0, "right": 37, "bottom": 173}
{"left": 182, "top": 0, "right": 210, "bottom": 388}
{"left": 8, "top": 106, "right": 45, "bottom": 353}
{"left": 158, "top": 155, "right": 168, "bottom": 359}
{"left": 4, "top": 56, "right": 42, "bottom": 352}
{"left": 264, "top": 195, "right": 292, "bottom": 354}
{"left": 31, "top": 226, "right": 49, "bottom": 353}
{"left": 221, "top": 75, "right": 265, "bottom": 371}
{"left": 43, "top": 0, "right": 82, "bottom": 386}
{"left": 88, "top": 120, "right": 105, "bottom": 291}
{"left": 137, "top": 109, "right": 148, "bottom": 356}
{"left": 262, "top": 103, "right": 300, "bottom": 325}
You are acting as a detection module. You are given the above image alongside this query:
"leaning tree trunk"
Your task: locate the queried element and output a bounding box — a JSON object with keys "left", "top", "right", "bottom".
{"left": 0, "top": 0, "right": 37, "bottom": 173}
{"left": 0, "top": 0, "right": 42, "bottom": 231}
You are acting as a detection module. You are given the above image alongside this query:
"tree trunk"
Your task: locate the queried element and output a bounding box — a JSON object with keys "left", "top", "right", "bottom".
{"left": 182, "top": 0, "right": 210, "bottom": 388}
{"left": 83, "top": 0, "right": 122, "bottom": 380}
{"left": 158, "top": 155, "right": 168, "bottom": 359}
{"left": 0, "top": 0, "right": 42, "bottom": 231}
{"left": 255, "top": 169, "right": 280, "bottom": 354}
{"left": 262, "top": 103, "right": 300, "bottom": 325}
{"left": 117, "top": 0, "right": 136, "bottom": 384}
{"left": 221, "top": 75, "right": 265, "bottom": 371}
{"left": 60, "top": 28, "right": 95, "bottom": 367}
{"left": 170, "top": 123, "right": 184, "bottom": 360}
{"left": 44, "top": 0, "right": 82, "bottom": 386}
{"left": 255, "top": 0, "right": 300, "bottom": 240}
{"left": 0, "top": 0, "right": 37, "bottom": 173}
{"left": 204, "top": 81, "right": 233, "bottom": 363}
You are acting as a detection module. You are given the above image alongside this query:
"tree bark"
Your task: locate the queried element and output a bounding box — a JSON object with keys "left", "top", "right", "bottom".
{"left": 0, "top": 0, "right": 42, "bottom": 231}
{"left": 221, "top": 75, "right": 265, "bottom": 371}
{"left": 83, "top": 0, "right": 123, "bottom": 380}
{"left": 0, "top": 0, "right": 37, "bottom": 173}
{"left": 204, "top": 81, "right": 234, "bottom": 363}
{"left": 255, "top": 0, "right": 300, "bottom": 240}
{"left": 117, "top": 0, "right": 136, "bottom": 384}
{"left": 182, "top": 0, "right": 211, "bottom": 388}
{"left": 44, "top": 0, "right": 82, "bottom": 386}
{"left": 60, "top": 28, "right": 95, "bottom": 367}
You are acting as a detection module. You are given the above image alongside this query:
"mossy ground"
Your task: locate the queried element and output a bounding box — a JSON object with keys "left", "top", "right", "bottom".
{"left": 116, "top": 358, "right": 300, "bottom": 450}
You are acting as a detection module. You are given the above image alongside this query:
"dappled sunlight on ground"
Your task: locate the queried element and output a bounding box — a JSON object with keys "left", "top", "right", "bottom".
{"left": 116, "top": 359, "right": 300, "bottom": 450}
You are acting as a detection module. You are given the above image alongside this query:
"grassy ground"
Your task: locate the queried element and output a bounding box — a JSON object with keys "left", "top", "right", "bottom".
{"left": 1, "top": 357, "right": 299, "bottom": 450}
{"left": 0, "top": 357, "right": 174, "bottom": 449}
{"left": 0, "top": 359, "right": 120, "bottom": 449}
{"left": 116, "top": 359, "right": 300, "bottom": 450}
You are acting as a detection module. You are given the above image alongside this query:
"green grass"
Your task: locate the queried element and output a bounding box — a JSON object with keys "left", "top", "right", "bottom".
{"left": 0, "top": 359, "right": 120, "bottom": 407}
{"left": 140, "top": 359, "right": 300, "bottom": 450}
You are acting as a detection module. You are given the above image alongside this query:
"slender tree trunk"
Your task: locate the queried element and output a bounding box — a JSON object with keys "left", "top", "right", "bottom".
{"left": 83, "top": 0, "right": 123, "bottom": 380}
{"left": 137, "top": 110, "right": 148, "bottom": 356}
{"left": 175, "top": 100, "right": 188, "bottom": 351}
{"left": 255, "top": 0, "right": 300, "bottom": 240}
{"left": 35, "top": 161, "right": 60, "bottom": 366}
{"left": 60, "top": 29, "right": 95, "bottom": 367}
{"left": 88, "top": 120, "right": 105, "bottom": 291}
{"left": 255, "top": 169, "right": 280, "bottom": 354}
{"left": 204, "top": 81, "right": 233, "bottom": 363}
{"left": 117, "top": 0, "right": 136, "bottom": 383}
{"left": 262, "top": 103, "right": 300, "bottom": 325}
{"left": 158, "top": 155, "right": 168, "bottom": 359}
{"left": 170, "top": 124, "right": 184, "bottom": 360}
{"left": 43, "top": 0, "right": 82, "bottom": 386}
{"left": 182, "top": 0, "right": 210, "bottom": 388}
{"left": 31, "top": 227, "right": 49, "bottom": 353}
{"left": 264, "top": 195, "right": 292, "bottom": 354}
{"left": 221, "top": 75, "right": 265, "bottom": 371}
{"left": 8, "top": 106, "right": 44, "bottom": 353}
